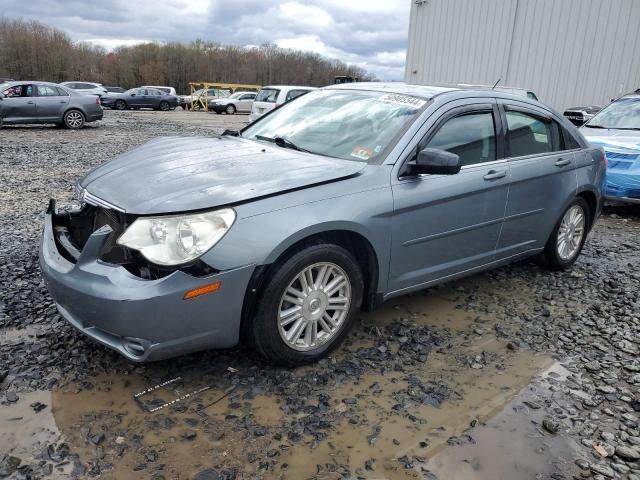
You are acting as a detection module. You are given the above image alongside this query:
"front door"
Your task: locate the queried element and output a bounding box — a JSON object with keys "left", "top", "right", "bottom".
{"left": 495, "top": 102, "right": 578, "bottom": 257}
{"left": 388, "top": 101, "right": 510, "bottom": 295}
{"left": 35, "top": 85, "right": 70, "bottom": 121}
{"left": 0, "top": 84, "right": 36, "bottom": 122}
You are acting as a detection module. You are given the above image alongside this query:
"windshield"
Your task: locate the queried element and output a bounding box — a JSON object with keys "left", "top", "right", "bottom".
{"left": 242, "top": 89, "right": 427, "bottom": 162}
{"left": 229, "top": 92, "right": 243, "bottom": 99}
{"left": 586, "top": 99, "right": 640, "bottom": 130}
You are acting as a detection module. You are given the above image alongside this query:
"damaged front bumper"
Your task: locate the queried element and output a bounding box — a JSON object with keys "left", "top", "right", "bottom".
{"left": 39, "top": 202, "right": 254, "bottom": 362}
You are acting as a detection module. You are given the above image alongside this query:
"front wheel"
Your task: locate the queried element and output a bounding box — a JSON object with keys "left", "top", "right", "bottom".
{"left": 251, "top": 244, "right": 364, "bottom": 366}
{"left": 540, "top": 197, "right": 590, "bottom": 270}
{"left": 225, "top": 104, "right": 236, "bottom": 115}
{"left": 115, "top": 100, "right": 126, "bottom": 110}
{"left": 63, "top": 110, "right": 85, "bottom": 129}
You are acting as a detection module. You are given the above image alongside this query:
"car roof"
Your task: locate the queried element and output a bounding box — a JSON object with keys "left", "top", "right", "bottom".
{"left": 323, "top": 81, "right": 458, "bottom": 99}
{"left": 261, "top": 85, "right": 318, "bottom": 90}
{"left": 61, "top": 81, "right": 101, "bottom": 85}
{"left": 615, "top": 94, "right": 640, "bottom": 101}
{"left": 1, "top": 81, "right": 66, "bottom": 87}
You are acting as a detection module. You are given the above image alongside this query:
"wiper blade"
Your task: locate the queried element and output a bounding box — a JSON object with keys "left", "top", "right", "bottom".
{"left": 584, "top": 124, "right": 608, "bottom": 129}
{"left": 255, "top": 135, "right": 312, "bottom": 153}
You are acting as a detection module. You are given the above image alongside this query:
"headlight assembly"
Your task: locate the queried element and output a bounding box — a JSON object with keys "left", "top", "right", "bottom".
{"left": 117, "top": 209, "right": 236, "bottom": 266}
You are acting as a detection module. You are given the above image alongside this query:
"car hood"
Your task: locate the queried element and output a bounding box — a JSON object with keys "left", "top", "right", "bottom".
{"left": 581, "top": 126, "right": 640, "bottom": 152}
{"left": 80, "top": 136, "right": 366, "bottom": 214}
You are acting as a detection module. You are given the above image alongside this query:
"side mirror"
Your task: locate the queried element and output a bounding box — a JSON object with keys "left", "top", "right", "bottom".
{"left": 0, "top": 92, "right": 5, "bottom": 100}
{"left": 413, "top": 148, "right": 461, "bottom": 175}
{"left": 130, "top": 93, "right": 136, "bottom": 97}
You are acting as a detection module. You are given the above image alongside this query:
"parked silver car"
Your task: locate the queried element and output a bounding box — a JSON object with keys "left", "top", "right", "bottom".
{"left": 60, "top": 81, "right": 108, "bottom": 98}
{"left": 40, "top": 83, "right": 605, "bottom": 365}
{"left": 209, "top": 91, "right": 257, "bottom": 114}
{"left": 0, "top": 81, "right": 103, "bottom": 128}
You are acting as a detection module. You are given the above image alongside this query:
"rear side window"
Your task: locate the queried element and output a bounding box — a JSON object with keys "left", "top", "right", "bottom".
{"left": 426, "top": 111, "right": 497, "bottom": 166}
{"left": 36, "top": 85, "right": 60, "bottom": 97}
{"left": 506, "top": 111, "right": 561, "bottom": 157}
{"left": 156, "top": 87, "right": 170, "bottom": 94}
{"left": 256, "top": 88, "right": 280, "bottom": 103}
{"left": 285, "top": 89, "right": 310, "bottom": 102}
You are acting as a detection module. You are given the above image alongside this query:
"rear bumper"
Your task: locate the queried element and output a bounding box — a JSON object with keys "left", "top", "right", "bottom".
{"left": 39, "top": 210, "right": 254, "bottom": 362}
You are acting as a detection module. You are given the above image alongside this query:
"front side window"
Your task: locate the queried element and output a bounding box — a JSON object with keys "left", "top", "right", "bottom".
{"left": 506, "top": 110, "right": 561, "bottom": 157}
{"left": 586, "top": 99, "right": 640, "bottom": 130}
{"left": 242, "top": 89, "right": 426, "bottom": 162}
{"left": 426, "top": 111, "right": 497, "bottom": 166}
{"left": 240, "top": 94, "right": 256, "bottom": 100}
{"left": 285, "top": 89, "right": 310, "bottom": 102}
{"left": 3, "top": 84, "right": 33, "bottom": 97}
{"left": 255, "top": 88, "right": 280, "bottom": 103}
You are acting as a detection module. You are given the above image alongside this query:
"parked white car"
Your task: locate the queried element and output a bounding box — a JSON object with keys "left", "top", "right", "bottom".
{"left": 209, "top": 91, "right": 257, "bottom": 114}
{"left": 142, "top": 85, "right": 177, "bottom": 96}
{"left": 60, "top": 81, "right": 108, "bottom": 98}
{"left": 249, "top": 85, "right": 317, "bottom": 122}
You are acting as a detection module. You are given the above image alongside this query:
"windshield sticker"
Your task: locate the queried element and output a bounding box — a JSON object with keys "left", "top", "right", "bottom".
{"left": 379, "top": 93, "right": 427, "bottom": 109}
{"left": 351, "top": 147, "right": 373, "bottom": 160}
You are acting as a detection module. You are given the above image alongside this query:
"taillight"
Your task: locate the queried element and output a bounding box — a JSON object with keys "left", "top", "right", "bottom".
{"left": 96, "top": 97, "right": 101, "bottom": 105}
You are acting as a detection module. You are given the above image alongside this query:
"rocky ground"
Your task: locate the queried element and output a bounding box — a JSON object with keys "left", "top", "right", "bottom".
{"left": 0, "top": 110, "right": 639, "bottom": 479}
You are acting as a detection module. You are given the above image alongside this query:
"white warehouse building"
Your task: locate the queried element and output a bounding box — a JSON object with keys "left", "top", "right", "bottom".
{"left": 404, "top": 0, "right": 640, "bottom": 111}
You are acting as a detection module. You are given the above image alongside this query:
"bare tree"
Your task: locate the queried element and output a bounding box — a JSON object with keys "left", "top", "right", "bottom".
{"left": 0, "top": 17, "right": 376, "bottom": 92}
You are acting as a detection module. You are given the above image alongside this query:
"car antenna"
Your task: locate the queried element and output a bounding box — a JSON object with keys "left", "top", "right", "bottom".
{"left": 491, "top": 78, "right": 501, "bottom": 90}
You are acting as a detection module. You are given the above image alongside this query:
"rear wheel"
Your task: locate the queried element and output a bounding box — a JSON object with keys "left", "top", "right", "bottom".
{"left": 159, "top": 101, "right": 170, "bottom": 111}
{"left": 540, "top": 197, "right": 589, "bottom": 270}
{"left": 115, "top": 100, "right": 126, "bottom": 110}
{"left": 63, "top": 109, "right": 85, "bottom": 129}
{"left": 251, "top": 244, "right": 363, "bottom": 366}
{"left": 225, "top": 104, "right": 236, "bottom": 115}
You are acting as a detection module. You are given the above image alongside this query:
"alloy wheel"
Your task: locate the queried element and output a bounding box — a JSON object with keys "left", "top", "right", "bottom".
{"left": 556, "top": 204, "right": 586, "bottom": 261}
{"left": 277, "top": 262, "right": 352, "bottom": 352}
{"left": 65, "top": 111, "right": 83, "bottom": 128}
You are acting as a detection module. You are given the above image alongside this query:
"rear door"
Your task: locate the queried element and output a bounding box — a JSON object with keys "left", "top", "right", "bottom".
{"left": 147, "top": 88, "right": 164, "bottom": 108}
{"left": 495, "top": 101, "right": 577, "bottom": 257}
{"left": 388, "top": 100, "right": 510, "bottom": 294}
{"left": 237, "top": 93, "right": 255, "bottom": 112}
{"left": 35, "top": 85, "right": 70, "bottom": 120}
{"left": 0, "top": 84, "right": 36, "bottom": 122}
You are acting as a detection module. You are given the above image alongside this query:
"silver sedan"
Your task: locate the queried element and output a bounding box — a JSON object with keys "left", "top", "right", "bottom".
{"left": 0, "top": 81, "right": 103, "bottom": 129}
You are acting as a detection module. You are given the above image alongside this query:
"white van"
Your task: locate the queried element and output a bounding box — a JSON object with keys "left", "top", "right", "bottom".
{"left": 249, "top": 85, "right": 317, "bottom": 122}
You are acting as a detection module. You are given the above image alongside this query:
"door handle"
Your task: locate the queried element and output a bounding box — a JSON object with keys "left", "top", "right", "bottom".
{"left": 555, "top": 158, "right": 571, "bottom": 167}
{"left": 27, "top": 101, "right": 34, "bottom": 104}
{"left": 483, "top": 169, "right": 507, "bottom": 181}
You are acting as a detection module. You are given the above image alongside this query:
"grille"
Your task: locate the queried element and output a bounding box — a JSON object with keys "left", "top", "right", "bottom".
{"left": 92, "top": 207, "right": 127, "bottom": 259}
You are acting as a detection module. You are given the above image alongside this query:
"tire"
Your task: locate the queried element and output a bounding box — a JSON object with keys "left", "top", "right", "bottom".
{"left": 539, "top": 197, "right": 590, "bottom": 270}
{"left": 63, "top": 110, "right": 85, "bottom": 129}
{"left": 159, "top": 101, "right": 170, "bottom": 111}
{"left": 115, "top": 100, "right": 126, "bottom": 110}
{"left": 225, "top": 104, "right": 236, "bottom": 115}
{"left": 251, "top": 243, "right": 364, "bottom": 366}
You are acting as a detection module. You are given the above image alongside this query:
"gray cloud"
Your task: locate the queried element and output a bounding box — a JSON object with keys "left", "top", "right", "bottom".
{"left": 4, "top": 0, "right": 409, "bottom": 79}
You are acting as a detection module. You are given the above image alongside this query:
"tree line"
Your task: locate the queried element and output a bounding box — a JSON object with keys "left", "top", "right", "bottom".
{"left": 0, "top": 17, "right": 374, "bottom": 93}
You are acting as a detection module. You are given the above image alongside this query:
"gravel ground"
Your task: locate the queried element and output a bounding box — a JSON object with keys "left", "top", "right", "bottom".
{"left": 1, "top": 110, "right": 639, "bottom": 480}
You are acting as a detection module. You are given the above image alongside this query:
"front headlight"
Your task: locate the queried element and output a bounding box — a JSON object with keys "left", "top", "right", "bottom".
{"left": 117, "top": 209, "right": 236, "bottom": 266}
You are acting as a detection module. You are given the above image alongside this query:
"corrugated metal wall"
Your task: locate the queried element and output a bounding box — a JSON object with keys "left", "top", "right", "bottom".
{"left": 405, "top": 0, "right": 640, "bottom": 111}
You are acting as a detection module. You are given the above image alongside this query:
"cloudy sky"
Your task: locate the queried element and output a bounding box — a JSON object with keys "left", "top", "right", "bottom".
{"left": 10, "top": 0, "right": 411, "bottom": 79}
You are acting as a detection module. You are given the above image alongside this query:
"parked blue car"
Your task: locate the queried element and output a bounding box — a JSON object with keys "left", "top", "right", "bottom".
{"left": 581, "top": 93, "right": 640, "bottom": 204}
{"left": 40, "top": 83, "right": 606, "bottom": 366}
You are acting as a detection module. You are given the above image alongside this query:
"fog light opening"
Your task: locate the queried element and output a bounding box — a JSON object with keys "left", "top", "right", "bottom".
{"left": 123, "top": 338, "right": 147, "bottom": 357}
{"left": 183, "top": 281, "right": 222, "bottom": 300}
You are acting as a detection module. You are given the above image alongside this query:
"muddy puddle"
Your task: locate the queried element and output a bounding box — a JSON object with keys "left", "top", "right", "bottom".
{"left": 42, "top": 283, "right": 577, "bottom": 479}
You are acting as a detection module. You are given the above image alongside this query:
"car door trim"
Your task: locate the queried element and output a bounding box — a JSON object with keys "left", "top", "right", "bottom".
{"left": 402, "top": 215, "right": 505, "bottom": 246}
